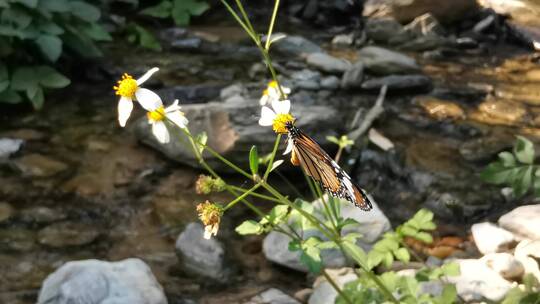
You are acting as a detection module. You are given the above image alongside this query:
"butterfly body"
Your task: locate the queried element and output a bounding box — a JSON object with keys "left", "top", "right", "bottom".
{"left": 285, "top": 121, "right": 373, "bottom": 211}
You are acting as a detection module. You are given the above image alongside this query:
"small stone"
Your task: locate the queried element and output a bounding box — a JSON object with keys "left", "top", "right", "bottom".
{"left": 473, "top": 14, "right": 496, "bottom": 33}
{"left": 320, "top": 76, "right": 340, "bottom": 90}
{"left": 175, "top": 223, "right": 230, "bottom": 281}
{"left": 404, "top": 13, "right": 445, "bottom": 36}
{"left": 37, "top": 258, "right": 166, "bottom": 304}
{"left": 0, "top": 138, "right": 23, "bottom": 158}
{"left": 458, "top": 135, "right": 514, "bottom": 162}
{"left": 365, "top": 18, "right": 410, "bottom": 44}
{"left": 472, "top": 99, "right": 528, "bottom": 126}
{"left": 456, "top": 37, "right": 479, "bottom": 49}
{"left": 341, "top": 62, "right": 364, "bottom": 89}
{"left": 361, "top": 75, "right": 432, "bottom": 91}
{"left": 415, "top": 96, "right": 466, "bottom": 121}
{"left": 171, "top": 37, "right": 202, "bottom": 51}
{"left": 38, "top": 222, "right": 100, "bottom": 248}
{"left": 331, "top": 33, "right": 354, "bottom": 46}
{"left": 19, "top": 207, "right": 67, "bottom": 224}
{"left": 246, "top": 288, "right": 300, "bottom": 304}
{"left": 358, "top": 46, "right": 421, "bottom": 75}
{"left": 308, "top": 268, "right": 357, "bottom": 304}
{"left": 399, "top": 35, "right": 449, "bottom": 52}
{"left": 13, "top": 154, "right": 68, "bottom": 177}
{"left": 514, "top": 240, "right": 540, "bottom": 282}
{"left": 0, "top": 202, "right": 14, "bottom": 223}
{"left": 220, "top": 84, "right": 246, "bottom": 100}
{"left": 391, "top": 0, "right": 479, "bottom": 24}
{"left": 273, "top": 34, "right": 323, "bottom": 58}
{"left": 294, "top": 288, "right": 313, "bottom": 303}
{"left": 471, "top": 222, "right": 515, "bottom": 254}
{"left": 481, "top": 253, "right": 524, "bottom": 280}
{"left": 498, "top": 204, "right": 540, "bottom": 240}
{"left": 306, "top": 53, "right": 352, "bottom": 74}
{"left": 292, "top": 69, "right": 321, "bottom": 90}
{"left": 446, "top": 259, "right": 512, "bottom": 302}
{"left": 0, "top": 228, "right": 36, "bottom": 252}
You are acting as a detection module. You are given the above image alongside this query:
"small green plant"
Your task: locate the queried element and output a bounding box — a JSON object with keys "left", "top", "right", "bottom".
{"left": 481, "top": 136, "right": 539, "bottom": 197}
{"left": 501, "top": 274, "right": 540, "bottom": 304}
{"left": 140, "top": 0, "right": 209, "bottom": 26}
{"left": 0, "top": 0, "right": 111, "bottom": 109}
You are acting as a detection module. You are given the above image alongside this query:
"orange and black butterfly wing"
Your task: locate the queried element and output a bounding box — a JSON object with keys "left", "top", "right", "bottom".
{"left": 290, "top": 128, "right": 373, "bottom": 211}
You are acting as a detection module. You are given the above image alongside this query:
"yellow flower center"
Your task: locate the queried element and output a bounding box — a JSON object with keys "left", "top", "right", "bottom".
{"left": 272, "top": 113, "right": 294, "bottom": 134}
{"left": 262, "top": 88, "right": 269, "bottom": 96}
{"left": 147, "top": 106, "right": 166, "bottom": 122}
{"left": 268, "top": 80, "right": 278, "bottom": 88}
{"left": 113, "top": 73, "right": 138, "bottom": 98}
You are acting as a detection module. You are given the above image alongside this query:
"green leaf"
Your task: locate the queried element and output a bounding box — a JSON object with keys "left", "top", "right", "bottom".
{"left": 414, "top": 232, "right": 433, "bottom": 244}
{"left": 26, "top": 85, "right": 44, "bottom": 110}
{"left": 70, "top": 1, "right": 101, "bottom": 22}
{"left": 36, "top": 20, "right": 64, "bottom": 35}
{"left": 132, "top": 24, "right": 162, "bottom": 51}
{"left": 11, "top": 67, "right": 38, "bottom": 91}
{"left": 514, "top": 136, "right": 535, "bottom": 164}
{"left": 393, "top": 247, "right": 410, "bottom": 263}
{"left": 81, "top": 24, "right": 112, "bottom": 41}
{"left": 498, "top": 151, "right": 516, "bottom": 167}
{"left": 0, "top": 89, "right": 22, "bottom": 103}
{"left": 140, "top": 1, "right": 172, "bottom": 18}
{"left": 1, "top": 6, "right": 32, "bottom": 28}
{"left": 36, "top": 66, "right": 70, "bottom": 88}
{"left": 367, "top": 250, "right": 384, "bottom": 270}
{"left": 38, "top": 0, "right": 69, "bottom": 12}
{"left": 35, "top": 35, "right": 62, "bottom": 62}
{"left": 435, "top": 285, "right": 458, "bottom": 304}
{"left": 15, "top": 0, "right": 38, "bottom": 8}
{"left": 249, "top": 145, "right": 259, "bottom": 175}
{"left": 63, "top": 31, "right": 102, "bottom": 57}
{"left": 300, "top": 237, "right": 323, "bottom": 273}
{"left": 235, "top": 220, "right": 263, "bottom": 235}
{"left": 480, "top": 162, "right": 517, "bottom": 185}
{"left": 338, "top": 218, "right": 360, "bottom": 230}
{"left": 260, "top": 205, "right": 288, "bottom": 226}
{"left": 342, "top": 232, "right": 363, "bottom": 244}
{"left": 342, "top": 241, "right": 368, "bottom": 269}
{"left": 0, "top": 64, "right": 7, "bottom": 92}
{"left": 373, "top": 238, "right": 399, "bottom": 252}
{"left": 382, "top": 251, "right": 393, "bottom": 268}
{"left": 441, "top": 262, "right": 460, "bottom": 276}
{"left": 188, "top": 0, "right": 209, "bottom": 15}
{"left": 171, "top": 0, "right": 209, "bottom": 25}
{"left": 400, "top": 225, "right": 418, "bottom": 238}
{"left": 512, "top": 166, "right": 533, "bottom": 197}
{"left": 318, "top": 241, "right": 338, "bottom": 250}
{"left": 327, "top": 135, "right": 340, "bottom": 145}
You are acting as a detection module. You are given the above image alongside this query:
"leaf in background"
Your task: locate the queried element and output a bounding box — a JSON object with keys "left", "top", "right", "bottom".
{"left": 1, "top": 6, "right": 32, "bottom": 28}
{"left": 133, "top": 24, "right": 162, "bottom": 51}
{"left": 326, "top": 135, "right": 340, "bottom": 145}
{"left": 414, "top": 231, "right": 433, "bottom": 244}
{"left": 81, "top": 24, "right": 112, "bottom": 41}
{"left": 480, "top": 162, "right": 517, "bottom": 185}
{"left": 38, "top": 0, "right": 69, "bottom": 12}
{"left": 299, "top": 237, "right": 323, "bottom": 273}
{"left": 195, "top": 131, "right": 207, "bottom": 154}
{"left": 235, "top": 220, "right": 263, "bottom": 235}
{"left": 36, "top": 66, "right": 70, "bottom": 88}
{"left": 26, "top": 84, "right": 44, "bottom": 110}
{"left": 36, "top": 34, "right": 62, "bottom": 62}
{"left": 69, "top": 1, "right": 101, "bottom": 22}
{"left": 62, "top": 30, "right": 103, "bottom": 57}
{"left": 498, "top": 151, "right": 516, "bottom": 167}
{"left": 11, "top": 66, "right": 38, "bottom": 91}
{"left": 435, "top": 285, "right": 458, "bottom": 304}
{"left": 0, "top": 64, "right": 8, "bottom": 92}
{"left": 393, "top": 247, "right": 410, "bottom": 263}
{"left": 36, "top": 20, "right": 64, "bottom": 35}
{"left": 514, "top": 136, "right": 535, "bottom": 164}
{"left": 249, "top": 145, "right": 259, "bottom": 175}
{"left": 511, "top": 166, "right": 533, "bottom": 197}
{"left": 260, "top": 205, "right": 288, "bottom": 226}
{"left": 440, "top": 262, "right": 460, "bottom": 276}
{"left": 172, "top": 0, "right": 209, "bottom": 25}
{"left": 140, "top": 0, "right": 172, "bottom": 18}
{"left": 269, "top": 159, "right": 283, "bottom": 172}
{"left": 0, "top": 89, "right": 22, "bottom": 104}
{"left": 15, "top": 0, "right": 37, "bottom": 8}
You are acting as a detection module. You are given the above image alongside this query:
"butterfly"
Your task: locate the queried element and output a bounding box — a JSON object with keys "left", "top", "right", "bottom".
{"left": 284, "top": 121, "right": 373, "bottom": 211}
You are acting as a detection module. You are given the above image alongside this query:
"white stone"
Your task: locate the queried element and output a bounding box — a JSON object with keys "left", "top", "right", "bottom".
{"left": 499, "top": 204, "right": 540, "bottom": 240}
{"left": 0, "top": 138, "right": 23, "bottom": 158}
{"left": 308, "top": 268, "right": 357, "bottom": 304}
{"left": 357, "top": 46, "right": 420, "bottom": 75}
{"left": 514, "top": 240, "right": 540, "bottom": 282}
{"left": 37, "top": 258, "right": 166, "bottom": 304}
{"left": 445, "top": 259, "right": 512, "bottom": 302}
{"left": 471, "top": 222, "right": 515, "bottom": 254}
{"left": 246, "top": 288, "right": 300, "bottom": 304}
{"left": 481, "top": 253, "right": 524, "bottom": 280}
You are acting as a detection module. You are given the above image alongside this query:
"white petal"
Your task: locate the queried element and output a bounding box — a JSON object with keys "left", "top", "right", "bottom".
{"left": 166, "top": 111, "right": 189, "bottom": 129}
{"left": 136, "top": 67, "right": 159, "bottom": 85}
{"left": 166, "top": 99, "right": 182, "bottom": 112}
{"left": 203, "top": 227, "right": 212, "bottom": 239}
{"left": 282, "top": 87, "right": 291, "bottom": 94}
{"left": 135, "top": 88, "right": 162, "bottom": 111}
{"left": 283, "top": 138, "right": 293, "bottom": 155}
{"left": 259, "top": 106, "right": 276, "bottom": 126}
{"left": 259, "top": 95, "right": 269, "bottom": 106}
{"left": 267, "top": 87, "right": 280, "bottom": 98}
{"left": 117, "top": 97, "right": 133, "bottom": 127}
{"left": 152, "top": 121, "right": 170, "bottom": 144}
{"left": 272, "top": 99, "right": 290, "bottom": 114}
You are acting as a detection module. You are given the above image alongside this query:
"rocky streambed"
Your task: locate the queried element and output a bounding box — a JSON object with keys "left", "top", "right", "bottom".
{"left": 2, "top": 0, "right": 540, "bottom": 303}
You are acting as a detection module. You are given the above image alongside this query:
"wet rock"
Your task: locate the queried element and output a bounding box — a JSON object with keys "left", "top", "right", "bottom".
{"left": 135, "top": 100, "right": 340, "bottom": 172}
{"left": 404, "top": 13, "right": 445, "bottom": 36}
{"left": 498, "top": 204, "right": 540, "bottom": 240}
{"left": 320, "top": 76, "right": 340, "bottom": 90}
{"left": 514, "top": 240, "right": 540, "bottom": 282}
{"left": 175, "top": 223, "right": 230, "bottom": 282}
{"left": 331, "top": 33, "right": 354, "bottom": 46}
{"left": 361, "top": 75, "right": 432, "bottom": 91}
{"left": 1, "top": 129, "right": 47, "bottom": 141}
{"left": 471, "top": 99, "right": 528, "bottom": 126}
{"left": 0, "top": 138, "right": 23, "bottom": 158}
{"left": 365, "top": 18, "right": 412, "bottom": 45}
{"left": 308, "top": 268, "right": 357, "bottom": 304}
{"left": 481, "top": 253, "right": 524, "bottom": 280}
{"left": 291, "top": 69, "right": 321, "bottom": 90}
{"left": 171, "top": 37, "right": 202, "bottom": 51}
{"left": 0, "top": 202, "right": 14, "bottom": 223}
{"left": 273, "top": 35, "right": 323, "bottom": 58}
{"left": 0, "top": 228, "right": 36, "bottom": 252}
{"left": 471, "top": 222, "right": 515, "bottom": 254}
{"left": 37, "top": 221, "right": 100, "bottom": 248}
{"left": 220, "top": 84, "right": 247, "bottom": 100}
{"left": 37, "top": 258, "right": 166, "bottom": 304}
{"left": 458, "top": 134, "right": 514, "bottom": 162}
{"left": 446, "top": 259, "right": 512, "bottom": 302}
{"left": 306, "top": 53, "right": 351, "bottom": 74}
{"left": 341, "top": 62, "right": 364, "bottom": 89}
{"left": 13, "top": 154, "right": 69, "bottom": 177}
{"left": 415, "top": 96, "right": 466, "bottom": 120}
{"left": 19, "top": 207, "right": 67, "bottom": 224}
{"left": 357, "top": 46, "right": 421, "bottom": 75}
{"left": 399, "top": 35, "right": 449, "bottom": 52}
{"left": 473, "top": 14, "right": 496, "bottom": 33}
{"left": 391, "top": 0, "right": 479, "bottom": 24}
{"left": 157, "top": 84, "right": 224, "bottom": 104}
{"left": 263, "top": 197, "right": 391, "bottom": 272}
{"left": 246, "top": 288, "right": 300, "bottom": 304}
{"left": 456, "top": 37, "right": 479, "bottom": 49}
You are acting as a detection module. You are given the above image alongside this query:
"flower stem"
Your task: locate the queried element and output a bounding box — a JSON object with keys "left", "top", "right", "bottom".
{"left": 264, "top": 0, "right": 281, "bottom": 50}
{"left": 322, "top": 269, "right": 354, "bottom": 304}
{"left": 263, "top": 134, "right": 282, "bottom": 180}
{"left": 229, "top": 185, "right": 282, "bottom": 203}
{"left": 224, "top": 183, "right": 262, "bottom": 211}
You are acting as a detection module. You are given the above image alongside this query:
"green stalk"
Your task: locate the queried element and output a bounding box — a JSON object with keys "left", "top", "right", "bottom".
{"left": 264, "top": 0, "right": 281, "bottom": 50}
{"left": 322, "top": 269, "right": 354, "bottom": 304}
{"left": 228, "top": 185, "right": 282, "bottom": 203}
{"left": 224, "top": 183, "right": 262, "bottom": 211}
{"left": 263, "top": 134, "right": 282, "bottom": 180}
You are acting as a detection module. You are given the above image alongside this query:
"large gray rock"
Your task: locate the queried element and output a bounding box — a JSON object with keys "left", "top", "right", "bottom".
{"left": 175, "top": 222, "right": 230, "bottom": 282}
{"left": 308, "top": 268, "right": 357, "bottom": 304}
{"left": 445, "top": 259, "right": 512, "bottom": 302}
{"left": 365, "top": 18, "right": 415, "bottom": 45}
{"left": 361, "top": 75, "right": 432, "bottom": 91}
{"left": 262, "top": 196, "right": 391, "bottom": 272}
{"left": 306, "top": 53, "right": 352, "bottom": 74}
{"left": 357, "top": 46, "right": 421, "bottom": 75}
{"left": 246, "top": 288, "right": 300, "bottom": 304}
{"left": 37, "top": 258, "right": 166, "bottom": 304}
{"left": 273, "top": 35, "right": 323, "bottom": 58}
{"left": 498, "top": 204, "right": 540, "bottom": 240}
{"left": 471, "top": 222, "right": 515, "bottom": 254}
{"left": 135, "top": 99, "right": 340, "bottom": 172}
{"left": 341, "top": 62, "right": 364, "bottom": 89}
{"left": 391, "top": 0, "right": 479, "bottom": 24}
{"left": 481, "top": 253, "right": 524, "bottom": 280}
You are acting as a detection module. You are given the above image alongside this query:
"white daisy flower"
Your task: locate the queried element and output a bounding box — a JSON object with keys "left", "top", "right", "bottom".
{"left": 146, "top": 99, "right": 189, "bottom": 144}
{"left": 259, "top": 99, "right": 295, "bottom": 134}
{"left": 113, "top": 67, "right": 160, "bottom": 127}
{"left": 259, "top": 80, "right": 291, "bottom": 106}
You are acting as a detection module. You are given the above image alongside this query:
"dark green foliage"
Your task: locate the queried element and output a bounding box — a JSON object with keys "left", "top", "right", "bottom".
{"left": 140, "top": 0, "right": 209, "bottom": 26}
{"left": 481, "top": 136, "right": 539, "bottom": 197}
